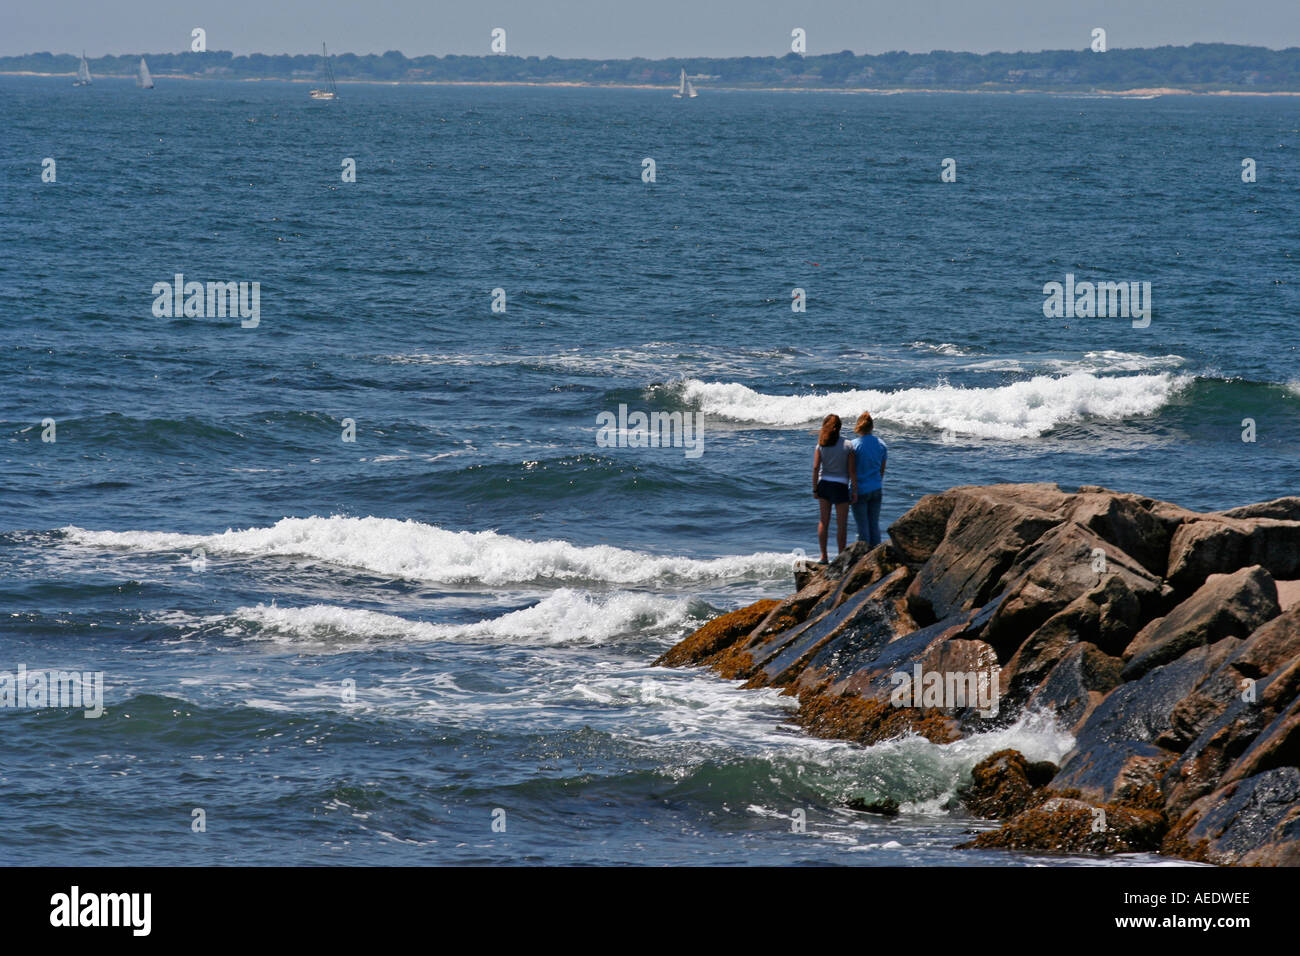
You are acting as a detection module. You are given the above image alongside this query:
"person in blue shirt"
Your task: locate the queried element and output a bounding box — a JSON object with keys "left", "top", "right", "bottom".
{"left": 847, "top": 412, "right": 887, "bottom": 547}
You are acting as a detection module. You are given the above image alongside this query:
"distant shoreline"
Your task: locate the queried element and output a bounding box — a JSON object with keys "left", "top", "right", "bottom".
{"left": 4, "top": 72, "right": 1299, "bottom": 96}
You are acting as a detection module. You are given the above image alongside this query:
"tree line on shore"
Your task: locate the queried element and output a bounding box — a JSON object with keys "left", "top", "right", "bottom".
{"left": 6, "top": 44, "right": 1298, "bottom": 90}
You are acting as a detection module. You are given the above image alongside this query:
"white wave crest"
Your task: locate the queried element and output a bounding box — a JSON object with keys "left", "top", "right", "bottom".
{"left": 1044, "top": 350, "right": 1186, "bottom": 374}
{"left": 61, "top": 516, "right": 793, "bottom": 586}
{"left": 835, "top": 709, "right": 1076, "bottom": 814}
{"left": 908, "top": 341, "right": 970, "bottom": 356}
{"left": 231, "top": 589, "right": 696, "bottom": 647}
{"left": 680, "top": 371, "right": 1189, "bottom": 439}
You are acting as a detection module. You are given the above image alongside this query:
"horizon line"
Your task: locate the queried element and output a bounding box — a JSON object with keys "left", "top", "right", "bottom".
{"left": 12, "top": 40, "right": 1300, "bottom": 60}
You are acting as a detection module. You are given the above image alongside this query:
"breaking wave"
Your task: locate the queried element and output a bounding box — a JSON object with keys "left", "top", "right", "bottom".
{"left": 228, "top": 589, "right": 700, "bottom": 648}
{"left": 677, "top": 371, "right": 1190, "bottom": 439}
{"left": 60, "top": 516, "right": 794, "bottom": 586}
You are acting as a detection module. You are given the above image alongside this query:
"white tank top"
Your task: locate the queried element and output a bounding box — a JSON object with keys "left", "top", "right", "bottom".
{"left": 817, "top": 438, "right": 850, "bottom": 483}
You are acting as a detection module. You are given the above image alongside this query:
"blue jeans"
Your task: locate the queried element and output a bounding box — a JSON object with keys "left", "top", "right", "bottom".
{"left": 852, "top": 488, "right": 883, "bottom": 547}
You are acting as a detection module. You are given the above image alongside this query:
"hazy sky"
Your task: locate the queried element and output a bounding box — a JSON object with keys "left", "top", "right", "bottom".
{"left": 6, "top": 0, "right": 1299, "bottom": 58}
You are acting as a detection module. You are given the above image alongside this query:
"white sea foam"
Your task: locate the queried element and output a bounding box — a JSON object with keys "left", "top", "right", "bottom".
{"left": 231, "top": 589, "right": 696, "bottom": 647}
{"left": 848, "top": 840, "right": 905, "bottom": 851}
{"left": 635, "top": 701, "right": 1077, "bottom": 817}
{"left": 1044, "top": 350, "right": 1186, "bottom": 374}
{"left": 679, "top": 371, "right": 1190, "bottom": 439}
{"left": 377, "top": 344, "right": 803, "bottom": 380}
{"left": 61, "top": 516, "right": 793, "bottom": 586}
{"left": 908, "top": 341, "right": 970, "bottom": 356}
{"left": 844, "top": 708, "right": 1077, "bottom": 813}
{"left": 954, "top": 351, "right": 1183, "bottom": 376}
{"left": 959, "top": 358, "right": 1027, "bottom": 373}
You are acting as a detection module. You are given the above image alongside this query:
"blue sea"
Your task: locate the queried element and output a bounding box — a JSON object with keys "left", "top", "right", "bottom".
{"left": 1, "top": 76, "right": 1296, "bottom": 865}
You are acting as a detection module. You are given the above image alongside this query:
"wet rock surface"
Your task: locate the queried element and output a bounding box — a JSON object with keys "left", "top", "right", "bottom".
{"left": 655, "top": 484, "right": 1300, "bottom": 864}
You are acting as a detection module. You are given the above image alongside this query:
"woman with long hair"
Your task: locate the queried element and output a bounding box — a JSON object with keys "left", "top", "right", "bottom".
{"left": 812, "top": 413, "right": 856, "bottom": 564}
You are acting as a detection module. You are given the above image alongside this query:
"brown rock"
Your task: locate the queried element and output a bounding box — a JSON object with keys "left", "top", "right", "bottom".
{"left": 1075, "top": 485, "right": 1196, "bottom": 521}
{"left": 960, "top": 749, "right": 1059, "bottom": 819}
{"left": 793, "top": 687, "right": 961, "bottom": 746}
{"left": 1166, "top": 516, "right": 1300, "bottom": 595}
{"left": 785, "top": 583, "right": 924, "bottom": 697}
{"left": 1051, "top": 641, "right": 1233, "bottom": 803}
{"left": 845, "top": 797, "right": 900, "bottom": 816}
{"left": 1064, "top": 490, "right": 1179, "bottom": 576}
{"left": 987, "top": 528, "right": 1164, "bottom": 660}
{"left": 1121, "top": 566, "right": 1280, "bottom": 681}
{"left": 904, "top": 489, "right": 1064, "bottom": 624}
{"left": 737, "top": 573, "right": 842, "bottom": 658}
{"left": 831, "top": 544, "right": 902, "bottom": 605}
{"left": 887, "top": 483, "right": 1070, "bottom": 568}
{"left": 1163, "top": 767, "right": 1300, "bottom": 865}
{"left": 792, "top": 563, "right": 824, "bottom": 593}
{"left": 1219, "top": 497, "right": 1300, "bottom": 521}
{"left": 748, "top": 567, "right": 912, "bottom": 688}
{"left": 653, "top": 599, "right": 779, "bottom": 668}
{"left": 792, "top": 539, "right": 874, "bottom": 592}
{"left": 1000, "top": 623, "right": 1079, "bottom": 703}
{"left": 1025, "top": 643, "right": 1125, "bottom": 732}
{"left": 982, "top": 521, "right": 1166, "bottom": 657}
{"left": 1035, "top": 574, "right": 1148, "bottom": 658}
{"left": 886, "top": 490, "right": 960, "bottom": 567}
{"left": 1052, "top": 742, "right": 1174, "bottom": 807}
{"left": 657, "top": 483, "right": 1300, "bottom": 865}
{"left": 1154, "top": 639, "right": 1248, "bottom": 752}
{"left": 1158, "top": 602, "right": 1300, "bottom": 752}
{"left": 981, "top": 482, "right": 1076, "bottom": 514}
{"left": 960, "top": 796, "right": 1166, "bottom": 854}
{"left": 1163, "top": 653, "right": 1300, "bottom": 814}
{"left": 819, "top": 609, "right": 981, "bottom": 700}
{"left": 1221, "top": 601, "right": 1300, "bottom": 680}
{"left": 1219, "top": 656, "right": 1300, "bottom": 785}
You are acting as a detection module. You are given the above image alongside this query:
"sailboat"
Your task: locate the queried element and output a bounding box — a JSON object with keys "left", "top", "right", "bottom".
{"left": 138, "top": 57, "right": 154, "bottom": 89}
{"left": 309, "top": 43, "right": 338, "bottom": 100}
{"left": 74, "top": 51, "right": 92, "bottom": 87}
{"left": 672, "top": 68, "right": 697, "bottom": 99}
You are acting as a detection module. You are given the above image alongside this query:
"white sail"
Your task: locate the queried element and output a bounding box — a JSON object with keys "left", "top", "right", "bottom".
{"left": 673, "top": 68, "right": 686, "bottom": 98}
{"left": 138, "top": 57, "right": 154, "bottom": 89}
{"left": 75, "top": 53, "right": 91, "bottom": 86}
{"left": 687, "top": 79, "right": 697, "bottom": 98}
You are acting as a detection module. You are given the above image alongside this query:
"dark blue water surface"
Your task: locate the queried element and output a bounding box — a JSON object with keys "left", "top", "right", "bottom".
{"left": 1, "top": 76, "right": 1296, "bottom": 865}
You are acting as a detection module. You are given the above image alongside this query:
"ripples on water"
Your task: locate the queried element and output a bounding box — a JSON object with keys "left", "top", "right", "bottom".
{"left": 1, "top": 78, "right": 1294, "bottom": 864}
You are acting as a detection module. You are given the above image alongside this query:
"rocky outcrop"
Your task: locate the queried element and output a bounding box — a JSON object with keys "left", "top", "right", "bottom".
{"left": 652, "top": 600, "right": 779, "bottom": 669}
{"left": 960, "top": 749, "right": 1060, "bottom": 818}
{"left": 1166, "top": 515, "right": 1300, "bottom": 595}
{"left": 655, "top": 483, "right": 1300, "bottom": 864}
{"left": 1163, "top": 767, "right": 1300, "bottom": 865}
{"left": 959, "top": 795, "right": 1167, "bottom": 855}
{"left": 1120, "top": 566, "right": 1278, "bottom": 681}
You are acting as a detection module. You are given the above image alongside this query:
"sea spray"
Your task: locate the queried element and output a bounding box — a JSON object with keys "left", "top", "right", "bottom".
{"left": 230, "top": 590, "right": 702, "bottom": 648}
{"left": 677, "top": 372, "right": 1189, "bottom": 438}
{"left": 61, "top": 518, "right": 793, "bottom": 586}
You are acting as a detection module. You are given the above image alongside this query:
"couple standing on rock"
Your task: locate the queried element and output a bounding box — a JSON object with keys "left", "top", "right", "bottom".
{"left": 812, "top": 412, "right": 887, "bottom": 563}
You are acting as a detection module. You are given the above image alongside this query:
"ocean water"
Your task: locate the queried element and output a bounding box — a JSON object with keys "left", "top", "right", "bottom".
{"left": 1, "top": 77, "right": 1296, "bottom": 865}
